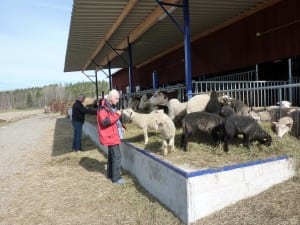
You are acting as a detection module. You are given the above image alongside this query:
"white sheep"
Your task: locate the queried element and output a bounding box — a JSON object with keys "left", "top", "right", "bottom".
{"left": 186, "top": 93, "right": 211, "bottom": 114}
{"left": 148, "top": 91, "right": 169, "bottom": 106}
{"left": 167, "top": 99, "right": 187, "bottom": 120}
{"left": 272, "top": 116, "right": 294, "bottom": 138}
{"left": 277, "top": 100, "right": 292, "bottom": 108}
{"left": 148, "top": 91, "right": 211, "bottom": 119}
{"left": 148, "top": 91, "right": 185, "bottom": 119}
{"left": 151, "top": 110, "right": 176, "bottom": 155}
{"left": 122, "top": 108, "right": 176, "bottom": 155}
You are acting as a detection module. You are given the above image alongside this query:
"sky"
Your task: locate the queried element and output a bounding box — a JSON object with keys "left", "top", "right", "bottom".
{"left": 0, "top": 0, "right": 111, "bottom": 92}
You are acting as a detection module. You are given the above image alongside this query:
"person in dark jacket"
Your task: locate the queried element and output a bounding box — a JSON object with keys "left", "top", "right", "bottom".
{"left": 72, "top": 93, "right": 96, "bottom": 151}
{"left": 97, "top": 89, "right": 126, "bottom": 185}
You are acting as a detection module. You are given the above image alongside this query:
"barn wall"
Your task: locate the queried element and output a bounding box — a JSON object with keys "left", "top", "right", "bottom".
{"left": 192, "top": 0, "right": 300, "bottom": 76}
{"left": 113, "top": 0, "right": 300, "bottom": 92}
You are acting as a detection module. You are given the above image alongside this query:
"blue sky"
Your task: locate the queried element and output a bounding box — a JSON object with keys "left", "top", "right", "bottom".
{"left": 0, "top": 0, "right": 110, "bottom": 91}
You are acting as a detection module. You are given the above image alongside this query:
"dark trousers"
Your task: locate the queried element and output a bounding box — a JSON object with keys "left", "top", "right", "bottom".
{"left": 72, "top": 121, "right": 83, "bottom": 150}
{"left": 107, "top": 145, "right": 122, "bottom": 182}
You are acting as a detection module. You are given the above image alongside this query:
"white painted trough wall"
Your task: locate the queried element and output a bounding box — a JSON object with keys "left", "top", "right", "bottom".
{"left": 82, "top": 121, "right": 295, "bottom": 225}
{"left": 186, "top": 157, "right": 295, "bottom": 223}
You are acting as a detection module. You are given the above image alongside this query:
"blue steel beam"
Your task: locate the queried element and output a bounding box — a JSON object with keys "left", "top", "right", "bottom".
{"left": 95, "top": 70, "right": 99, "bottom": 101}
{"left": 128, "top": 37, "right": 134, "bottom": 93}
{"left": 183, "top": 0, "right": 192, "bottom": 100}
{"left": 108, "top": 61, "right": 112, "bottom": 90}
{"left": 105, "top": 41, "right": 128, "bottom": 65}
{"left": 156, "top": 0, "right": 184, "bottom": 34}
{"left": 156, "top": 0, "right": 193, "bottom": 100}
{"left": 105, "top": 39, "right": 134, "bottom": 94}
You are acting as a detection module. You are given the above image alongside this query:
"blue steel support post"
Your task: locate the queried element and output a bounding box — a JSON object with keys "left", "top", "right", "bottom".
{"left": 128, "top": 37, "right": 134, "bottom": 93}
{"left": 288, "top": 58, "right": 292, "bottom": 103}
{"left": 108, "top": 61, "right": 112, "bottom": 90}
{"left": 155, "top": 0, "right": 192, "bottom": 99}
{"left": 183, "top": 0, "right": 192, "bottom": 100}
{"left": 95, "top": 70, "right": 99, "bottom": 102}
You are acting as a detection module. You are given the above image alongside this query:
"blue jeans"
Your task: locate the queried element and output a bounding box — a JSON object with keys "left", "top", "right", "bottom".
{"left": 72, "top": 121, "right": 83, "bottom": 151}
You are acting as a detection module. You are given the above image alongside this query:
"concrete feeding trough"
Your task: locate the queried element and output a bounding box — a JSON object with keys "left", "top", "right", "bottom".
{"left": 83, "top": 121, "right": 295, "bottom": 225}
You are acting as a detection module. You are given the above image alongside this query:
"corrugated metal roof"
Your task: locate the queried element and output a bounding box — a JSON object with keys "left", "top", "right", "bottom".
{"left": 64, "top": 0, "right": 279, "bottom": 72}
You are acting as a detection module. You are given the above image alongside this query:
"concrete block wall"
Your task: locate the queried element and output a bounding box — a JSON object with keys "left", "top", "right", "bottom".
{"left": 186, "top": 157, "right": 295, "bottom": 223}
{"left": 82, "top": 121, "right": 295, "bottom": 224}
{"left": 122, "top": 142, "right": 189, "bottom": 222}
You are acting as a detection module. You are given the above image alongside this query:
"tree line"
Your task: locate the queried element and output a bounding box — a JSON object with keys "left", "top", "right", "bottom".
{"left": 0, "top": 81, "right": 109, "bottom": 110}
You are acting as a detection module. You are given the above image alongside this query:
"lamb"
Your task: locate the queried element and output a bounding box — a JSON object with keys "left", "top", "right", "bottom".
{"left": 222, "top": 115, "right": 272, "bottom": 152}
{"left": 122, "top": 108, "right": 175, "bottom": 155}
{"left": 151, "top": 110, "right": 176, "bottom": 155}
{"left": 272, "top": 116, "right": 293, "bottom": 138}
{"left": 180, "top": 111, "right": 224, "bottom": 151}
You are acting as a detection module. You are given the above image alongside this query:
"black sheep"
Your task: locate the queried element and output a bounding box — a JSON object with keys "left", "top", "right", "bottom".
{"left": 205, "top": 91, "right": 223, "bottom": 114}
{"left": 223, "top": 115, "right": 272, "bottom": 152}
{"left": 181, "top": 111, "right": 224, "bottom": 151}
{"left": 223, "top": 98, "right": 250, "bottom": 116}
{"left": 219, "top": 105, "right": 235, "bottom": 118}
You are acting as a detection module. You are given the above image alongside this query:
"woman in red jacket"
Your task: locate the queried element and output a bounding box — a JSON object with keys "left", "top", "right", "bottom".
{"left": 97, "top": 89, "right": 125, "bottom": 185}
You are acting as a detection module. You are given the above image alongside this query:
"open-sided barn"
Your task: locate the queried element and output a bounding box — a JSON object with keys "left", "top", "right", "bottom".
{"left": 64, "top": 1, "right": 299, "bottom": 224}
{"left": 65, "top": 0, "right": 300, "bottom": 105}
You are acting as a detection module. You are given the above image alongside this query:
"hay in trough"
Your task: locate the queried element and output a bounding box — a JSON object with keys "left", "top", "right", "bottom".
{"left": 84, "top": 111, "right": 300, "bottom": 176}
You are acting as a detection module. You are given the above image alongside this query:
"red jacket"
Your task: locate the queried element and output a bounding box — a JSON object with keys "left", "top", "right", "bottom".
{"left": 97, "top": 99, "right": 121, "bottom": 146}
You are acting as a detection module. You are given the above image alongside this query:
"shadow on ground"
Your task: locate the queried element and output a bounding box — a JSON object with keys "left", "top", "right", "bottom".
{"left": 79, "top": 157, "right": 107, "bottom": 176}
{"left": 52, "top": 118, "right": 96, "bottom": 156}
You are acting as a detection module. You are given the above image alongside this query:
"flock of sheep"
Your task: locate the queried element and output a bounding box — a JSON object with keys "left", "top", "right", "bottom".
{"left": 121, "top": 91, "right": 300, "bottom": 156}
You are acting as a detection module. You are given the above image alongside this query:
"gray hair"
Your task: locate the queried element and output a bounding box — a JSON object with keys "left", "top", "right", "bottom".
{"left": 108, "top": 89, "right": 120, "bottom": 99}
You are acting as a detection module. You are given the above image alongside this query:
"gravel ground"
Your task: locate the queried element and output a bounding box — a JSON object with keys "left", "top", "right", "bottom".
{"left": 0, "top": 110, "right": 60, "bottom": 216}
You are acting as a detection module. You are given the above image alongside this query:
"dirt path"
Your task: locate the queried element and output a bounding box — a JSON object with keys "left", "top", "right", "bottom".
{"left": 0, "top": 111, "right": 60, "bottom": 216}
